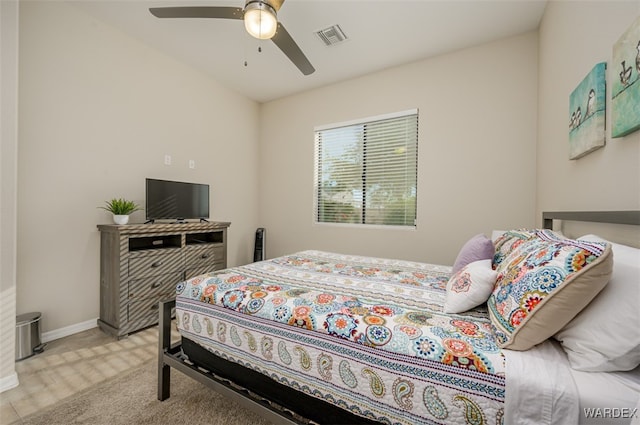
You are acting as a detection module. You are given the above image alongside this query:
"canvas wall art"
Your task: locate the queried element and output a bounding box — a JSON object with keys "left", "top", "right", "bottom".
{"left": 569, "top": 62, "right": 607, "bottom": 160}
{"left": 611, "top": 16, "right": 640, "bottom": 138}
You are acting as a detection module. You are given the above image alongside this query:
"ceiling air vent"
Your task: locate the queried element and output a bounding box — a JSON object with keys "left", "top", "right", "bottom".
{"left": 315, "top": 25, "right": 348, "bottom": 47}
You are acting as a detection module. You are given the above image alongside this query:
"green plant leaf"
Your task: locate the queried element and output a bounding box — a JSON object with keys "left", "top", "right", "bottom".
{"left": 98, "top": 198, "right": 142, "bottom": 215}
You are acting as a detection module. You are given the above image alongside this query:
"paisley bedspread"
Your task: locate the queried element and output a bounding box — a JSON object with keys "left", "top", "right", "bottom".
{"left": 176, "top": 250, "right": 506, "bottom": 425}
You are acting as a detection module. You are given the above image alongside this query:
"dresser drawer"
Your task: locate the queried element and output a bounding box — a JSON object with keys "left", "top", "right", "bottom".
{"left": 127, "top": 297, "right": 175, "bottom": 329}
{"left": 185, "top": 246, "right": 224, "bottom": 268}
{"left": 128, "top": 272, "right": 183, "bottom": 300}
{"left": 128, "top": 250, "right": 184, "bottom": 279}
{"left": 185, "top": 261, "right": 225, "bottom": 280}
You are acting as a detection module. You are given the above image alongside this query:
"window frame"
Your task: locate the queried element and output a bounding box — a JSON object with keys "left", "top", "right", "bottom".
{"left": 313, "top": 109, "right": 419, "bottom": 230}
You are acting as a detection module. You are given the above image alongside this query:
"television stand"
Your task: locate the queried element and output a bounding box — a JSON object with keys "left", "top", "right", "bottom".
{"left": 96, "top": 221, "right": 231, "bottom": 338}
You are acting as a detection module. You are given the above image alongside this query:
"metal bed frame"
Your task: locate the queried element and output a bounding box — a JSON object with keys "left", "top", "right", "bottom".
{"left": 542, "top": 210, "right": 640, "bottom": 229}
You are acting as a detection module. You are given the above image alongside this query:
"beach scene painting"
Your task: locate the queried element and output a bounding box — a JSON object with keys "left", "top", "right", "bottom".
{"left": 569, "top": 62, "right": 606, "bottom": 159}
{"left": 611, "top": 16, "right": 640, "bottom": 138}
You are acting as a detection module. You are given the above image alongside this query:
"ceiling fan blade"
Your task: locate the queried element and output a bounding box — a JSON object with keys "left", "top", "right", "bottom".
{"left": 149, "top": 6, "right": 243, "bottom": 20}
{"left": 271, "top": 22, "right": 315, "bottom": 75}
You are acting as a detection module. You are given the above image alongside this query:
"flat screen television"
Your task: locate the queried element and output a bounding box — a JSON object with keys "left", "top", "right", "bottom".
{"left": 145, "top": 178, "right": 209, "bottom": 222}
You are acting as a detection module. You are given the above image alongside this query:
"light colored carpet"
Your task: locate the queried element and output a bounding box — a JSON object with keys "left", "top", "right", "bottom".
{"left": 18, "top": 361, "right": 273, "bottom": 425}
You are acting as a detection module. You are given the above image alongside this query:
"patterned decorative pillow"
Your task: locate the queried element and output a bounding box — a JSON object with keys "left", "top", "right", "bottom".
{"left": 452, "top": 234, "right": 495, "bottom": 274}
{"left": 444, "top": 259, "right": 497, "bottom": 314}
{"left": 488, "top": 229, "right": 612, "bottom": 350}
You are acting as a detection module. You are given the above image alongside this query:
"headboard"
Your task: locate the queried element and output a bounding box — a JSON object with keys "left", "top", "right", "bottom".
{"left": 542, "top": 210, "right": 640, "bottom": 248}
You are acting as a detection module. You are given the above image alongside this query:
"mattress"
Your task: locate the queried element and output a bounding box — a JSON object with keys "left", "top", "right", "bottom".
{"left": 175, "top": 250, "right": 578, "bottom": 424}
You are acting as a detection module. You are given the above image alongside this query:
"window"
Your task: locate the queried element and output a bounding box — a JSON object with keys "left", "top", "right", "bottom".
{"left": 314, "top": 110, "right": 418, "bottom": 227}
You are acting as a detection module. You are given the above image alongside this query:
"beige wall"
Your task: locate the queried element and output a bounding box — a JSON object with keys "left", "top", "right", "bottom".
{"left": 1, "top": 0, "right": 19, "bottom": 392}
{"left": 17, "top": 1, "right": 260, "bottom": 333}
{"left": 537, "top": 2, "right": 640, "bottom": 219}
{"left": 259, "top": 32, "right": 539, "bottom": 266}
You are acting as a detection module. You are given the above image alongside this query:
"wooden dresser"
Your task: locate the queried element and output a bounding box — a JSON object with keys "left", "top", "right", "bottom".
{"left": 97, "top": 221, "right": 231, "bottom": 338}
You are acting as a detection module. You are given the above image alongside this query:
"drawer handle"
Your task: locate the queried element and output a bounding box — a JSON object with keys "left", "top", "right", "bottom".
{"left": 151, "top": 261, "right": 163, "bottom": 268}
{"left": 200, "top": 253, "right": 210, "bottom": 259}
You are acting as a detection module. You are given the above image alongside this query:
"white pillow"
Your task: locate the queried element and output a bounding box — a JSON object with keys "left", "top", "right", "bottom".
{"left": 444, "top": 259, "right": 497, "bottom": 314}
{"left": 554, "top": 235, "right": 640, "bottom": 372}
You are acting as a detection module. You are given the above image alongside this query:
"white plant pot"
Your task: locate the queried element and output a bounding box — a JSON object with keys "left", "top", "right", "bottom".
{"left": 113, "top": 214, "right": 129, "bottom": 225}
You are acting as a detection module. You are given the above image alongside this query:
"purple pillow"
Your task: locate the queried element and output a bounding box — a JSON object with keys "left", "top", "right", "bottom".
{"left": 452, "top": 234, "right": 495, "bottom": 274}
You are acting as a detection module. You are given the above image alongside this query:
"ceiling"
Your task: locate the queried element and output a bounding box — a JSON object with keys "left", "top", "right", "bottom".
{"left": 69, "top": 0, "right": 547, "bottom": 103}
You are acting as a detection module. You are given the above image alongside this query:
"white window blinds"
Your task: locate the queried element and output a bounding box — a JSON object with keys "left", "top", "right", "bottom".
{"left": 314, "top": 110, "right": 418, "bottom": 227}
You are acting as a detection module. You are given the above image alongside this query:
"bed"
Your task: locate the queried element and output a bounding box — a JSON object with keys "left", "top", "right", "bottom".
{"left": 158, "top": 211, "right": 640, "bottom": 425}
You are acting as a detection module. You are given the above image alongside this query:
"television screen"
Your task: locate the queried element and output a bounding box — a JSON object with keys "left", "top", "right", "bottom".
{"left": 145, "top": 178, "right": 209, "bottom": 222}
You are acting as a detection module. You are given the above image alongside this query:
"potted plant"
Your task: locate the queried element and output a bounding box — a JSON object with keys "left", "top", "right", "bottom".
{"left": 99, "top": 198, "right": 141, "bottom": 225}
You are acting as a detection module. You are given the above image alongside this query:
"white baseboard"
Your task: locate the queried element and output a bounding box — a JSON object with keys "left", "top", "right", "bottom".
{"left": 41, "top": 318, "right": 98, "bottom": 343}
{"left": 0, "top": 372, "right": 19, "bottom": 393}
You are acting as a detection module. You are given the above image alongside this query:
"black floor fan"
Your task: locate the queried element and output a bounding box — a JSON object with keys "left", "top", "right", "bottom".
{"left": 254, "top": 228, "right": 265, "bottom": 262}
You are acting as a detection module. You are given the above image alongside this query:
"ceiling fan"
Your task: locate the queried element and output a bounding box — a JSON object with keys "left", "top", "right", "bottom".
{"left": 149, "top": 0, "right": 315, "bottom": 75}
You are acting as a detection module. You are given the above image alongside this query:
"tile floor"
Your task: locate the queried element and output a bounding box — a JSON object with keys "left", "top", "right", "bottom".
{"left": 0, "top": 325, "right": 173, "bottom": 424}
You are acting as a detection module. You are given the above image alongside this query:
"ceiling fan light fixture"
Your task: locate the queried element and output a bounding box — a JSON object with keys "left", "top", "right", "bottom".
{"left": 244, "top": 1, "right": 277, "bottom": 40}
